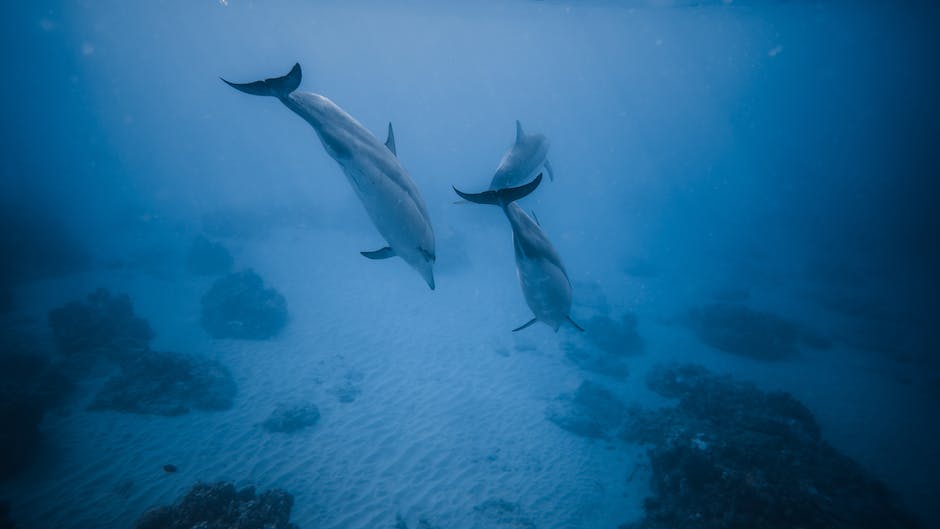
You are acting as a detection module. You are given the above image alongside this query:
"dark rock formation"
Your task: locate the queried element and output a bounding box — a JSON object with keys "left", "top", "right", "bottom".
{"left": 684, "top": 303, "right": 830, "bottom": 360}
{"left": 47, "top": 288, "right": 153, "bottom": 360}
{"left": 133, "top": 481, "right": 299, "bottom": 529}
{"left": 187, "top": 235, "right": 233, "bottom": 276}
{"left": 0, "top": 331, "right": 72, "bottom": 479}
{"left": 200, "top": 270, "right": 288, "bottom": 340}
{"left": 546, "top": 380, "right": 628, "bottom": 439}
{"left": 620, "top": 364, "right": 921, "bottom": 529}
{"left": 89, "top": 350, "right": 235, "bottom": 416}
{"left": 48, "top": 289, "right": 239, "bottom": 417}
{"left": 261, "top": 403, "right": 320, "bottom": 434}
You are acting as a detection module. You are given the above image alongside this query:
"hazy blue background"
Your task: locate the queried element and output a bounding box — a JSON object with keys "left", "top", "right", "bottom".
{"left": 2, "top": 0, "right": 938, "bottom": 527}
{"left": 5, "top": 1, "right": 938, "bottom": 309}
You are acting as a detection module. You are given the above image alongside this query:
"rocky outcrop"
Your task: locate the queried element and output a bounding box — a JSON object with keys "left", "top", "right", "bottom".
{"left": 133, "top": 481, "right": 299, "bottom": 529}
{"left": 200, "top": 270, "right": 288, "bottom": 340}
{"left": 261, "top": 403, "right": 320, "bottom": 434}
{"left": 0, "top": 330, "right": 72, "bottom": 479}
{"left": 684, "top": 303, "right": 830, "bottom": 360}
{"left": 47, "top": 288, "right": 153, "bottom": 361}
{"left": 620, "top": 364, "right": 920, "bottom": 529}
{"left": 546, "top": 380, "right": 627, "bottom": 440}
{"left": 89, "top": 350, "right": 236, "bottom": 416}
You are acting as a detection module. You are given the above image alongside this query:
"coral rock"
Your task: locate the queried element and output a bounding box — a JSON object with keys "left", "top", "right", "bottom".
{"left": 200, "top": 270, "right": 288, "bottom": 340}
{"left": 133, "top": 481, "right": 299, "bottom": 529}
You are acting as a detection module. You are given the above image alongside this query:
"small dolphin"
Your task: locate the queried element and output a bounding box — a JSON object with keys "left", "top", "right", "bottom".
{"left": 489, "top": 120, "right": 555, "bottom": 190}
{"left": 222, "top": 63, "right": 436, "bottom": 289}
{"left": 453, "top": 174, "right": 582, "bottom": 332}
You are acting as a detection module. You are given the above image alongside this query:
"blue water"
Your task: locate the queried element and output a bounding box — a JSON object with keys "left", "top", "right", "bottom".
{"left": 1, "top": 1, "right": 938, "bottom": 528}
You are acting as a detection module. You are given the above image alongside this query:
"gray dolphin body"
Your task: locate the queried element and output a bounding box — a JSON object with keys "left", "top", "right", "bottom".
{"left": 222, "top": 63, "right": 436, "bottom": 289}
{"left": 454, "top": 174, "right": 582, "bottom": 332}
{"left": 489, "top": 120, "right": 554, "bottom": 190}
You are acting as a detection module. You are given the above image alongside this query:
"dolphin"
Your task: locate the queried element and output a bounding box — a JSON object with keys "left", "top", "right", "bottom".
{"left": 222, "top": 63, "right": 436, "bottom": 289}
{"left": 489, "top": 120, "right": 555, "bottom": 190}
{"left": 453, "top": 174, "right": 583, "bottom": 332}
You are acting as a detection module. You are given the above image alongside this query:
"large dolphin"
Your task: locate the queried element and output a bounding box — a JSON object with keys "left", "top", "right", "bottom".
{"left": 222, "top": 63, "right": 436, "bottom": 289}
{"left": 488, "top": 120, "right": 555, "bottom": 190}
{"left": 453, "top": 174, "right": 582, "bottom": 332}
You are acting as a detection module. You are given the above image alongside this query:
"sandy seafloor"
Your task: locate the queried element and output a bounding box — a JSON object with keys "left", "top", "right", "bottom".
{"left": 2, "top": 221, "right": 937, "bottom": 529}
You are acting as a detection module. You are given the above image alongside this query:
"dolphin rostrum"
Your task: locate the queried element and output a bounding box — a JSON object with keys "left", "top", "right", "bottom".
{"left": 222, "top": 63, "right": 436, "bottom": 289}
{"left": 453, "top": 174, "right": 582, "bottom": 332}
{"left": 489, "top": 120, "right": 554, "bottom": 190}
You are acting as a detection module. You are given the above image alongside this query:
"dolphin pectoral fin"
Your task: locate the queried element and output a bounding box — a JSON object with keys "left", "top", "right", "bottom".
{"left": 530, "top": 210, "right": 541, "bottom": 226}
{"left": 567, "top": 316, "right": 585, "bottom": 332}
{"left": 515, "top": 120, "right": 526, "bottom": 144}
{"left": 385, "top": 122, "right": 397, "bottom": 155}
{"left": 361, "top": 247, "right": 396, "bottom": 260}
{"left": 512, "top": 318, "right": 538, "bottom": 332}
{"left": 221, "top": 63, "right": 302, "bottom": 98}
{"left": 544, "top": 158, "right": 555, "bottom": 182}
{"left": 419, "top": 247, "right": 435, "bottom": 264}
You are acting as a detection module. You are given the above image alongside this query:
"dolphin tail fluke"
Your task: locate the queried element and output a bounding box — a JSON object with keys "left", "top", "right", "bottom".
{"left": 512, "top": 318, "right": 538, "bottom": 332}
{"left": 452, "top": 173, "right": 543, "bottom": 206}
{"left": 221, "top": 63, "right": 302, "bottom": 99}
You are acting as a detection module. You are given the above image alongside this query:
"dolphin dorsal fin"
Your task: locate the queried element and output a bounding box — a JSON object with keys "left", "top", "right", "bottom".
{"left": 515, "top": 120, "right": 525, "bottom": 144}
{"left": 385, "top": 122, "right": 397, "bottom": 156}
